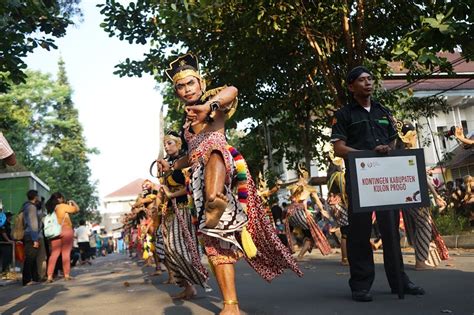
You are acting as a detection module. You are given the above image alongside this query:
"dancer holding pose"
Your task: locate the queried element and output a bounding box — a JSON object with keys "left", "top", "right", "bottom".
{"left": 157, "top": 53, "right": 301, "bottom": 315}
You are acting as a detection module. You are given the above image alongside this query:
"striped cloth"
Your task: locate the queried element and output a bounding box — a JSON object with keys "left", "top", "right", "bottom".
{"left": 403, "top": 207, "right": 433, "bottom": 263}
{"left": 161, "top": 200, "right": 208, "bottom": 287}
{"left": 285, "top": 202, "right": 332, "bottom": 256}
{"left": 288, "top": 206, "right": 310, "bottom": 230}
{"left": 154, "top": 225, "right": 165, "bottom": 260}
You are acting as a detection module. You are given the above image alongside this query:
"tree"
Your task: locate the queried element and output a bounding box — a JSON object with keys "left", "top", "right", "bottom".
{"left": 0, "top": 0, "right": 82, "bottom": 92}
{"left": 99, "top": 0, "right": 472, "bottom": 175}
{"left": 0, "top": 70, "right": 63, "bottom": 168}
{"left": 37, "top": 58, "right": 100, "bottom": 224}
{"left": 392, "top": 1, "right": 473, "bottom": 76}
{"left": 0, "top": 60, "right": 100, "bottom": 223}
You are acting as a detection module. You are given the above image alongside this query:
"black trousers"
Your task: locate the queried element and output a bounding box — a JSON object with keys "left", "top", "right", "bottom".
{"left": 78, "top": 242, "right": 91, "bottom": 261}
{"left": 346, "top": 172, "right": 410, "bottom": 292}
{"left": 0, "top": 244, "right": 13, "bottom": 272}
{"left": 22, "top": 239, "right": 40, "bottom": 285}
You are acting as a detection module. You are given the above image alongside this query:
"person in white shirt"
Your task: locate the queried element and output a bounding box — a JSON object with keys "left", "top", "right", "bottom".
{"left": 74, "top": 220, "right": 91, "bottom": 265}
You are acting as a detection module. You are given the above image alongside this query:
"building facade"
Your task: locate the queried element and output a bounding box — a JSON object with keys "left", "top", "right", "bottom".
{"left": 101, "top": 178, "right": 145, "bottom": 235}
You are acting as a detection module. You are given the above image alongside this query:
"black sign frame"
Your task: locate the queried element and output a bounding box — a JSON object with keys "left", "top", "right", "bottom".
{"left": 347, "top": 149, "right": 430, "bottom": 213}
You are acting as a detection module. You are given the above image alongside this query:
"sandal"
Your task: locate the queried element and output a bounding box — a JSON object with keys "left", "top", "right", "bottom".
{"left": 64, "top": 276, "right": 75, "bottom": 281}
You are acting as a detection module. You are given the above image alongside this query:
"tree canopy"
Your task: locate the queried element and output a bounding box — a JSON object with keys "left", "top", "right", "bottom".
{"left": 99, "top": 0, "right": 472, "bottom": 175}
{"left": 0, "top": 59, "right": 100, "bottom": 223}
{"left": 0, "top": 0, "right": 82, "bottom": 92}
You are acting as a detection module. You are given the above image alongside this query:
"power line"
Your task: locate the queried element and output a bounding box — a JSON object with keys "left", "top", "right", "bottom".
{"left": 387, "top": 56, "right": 467, "bottom": 92}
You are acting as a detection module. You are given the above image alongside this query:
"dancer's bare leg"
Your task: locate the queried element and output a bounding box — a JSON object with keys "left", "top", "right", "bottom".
{"left": 204, "top": 152, "right": 228, "bottom": 228}
{"left": 297, "top": 239, "right": 312, "bottom": 260}
{"left": 163, "top": 260, "right": 176, "bottom": 284}
{"left": 341, "top": 238, "right": 349, "bottom": 265}
{"left": 150, "top": 252, "right": 162, "bottom": 276}
{"left": 172, "top": 283, "right": 197, "bottom": 299}
{"left": 215, "top": 263, "right": 240, "bottom": 315}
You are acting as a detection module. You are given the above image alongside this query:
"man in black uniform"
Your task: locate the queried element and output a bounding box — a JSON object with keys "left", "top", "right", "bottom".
{"left": 331, "top": 66, "right": 425, "bottom": 302}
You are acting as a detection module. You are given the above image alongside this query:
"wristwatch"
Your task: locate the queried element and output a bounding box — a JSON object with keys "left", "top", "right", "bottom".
{"left": 209, "top": 100, "right": 221, "bottom": 112}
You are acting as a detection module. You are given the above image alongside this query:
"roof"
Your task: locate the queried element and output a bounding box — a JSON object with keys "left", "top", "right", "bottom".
{"left": 383, "top": 52, "right": 474, "bottom": 92}
{"left": 0, "top": 171, "right": 50, "bottom": 191}
{"left": 104, "top": 178, "right": 148, "bottom": 199}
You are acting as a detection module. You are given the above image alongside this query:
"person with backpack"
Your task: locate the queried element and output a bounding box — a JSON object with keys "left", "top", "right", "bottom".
{"left": 22, "top": 190, "right": 42, "bottom": 286}
{"left": 45, "top": 192, "right": 79, "bottom": 283}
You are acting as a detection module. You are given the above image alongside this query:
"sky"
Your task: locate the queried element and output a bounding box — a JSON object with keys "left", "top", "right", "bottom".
{"left": 25, "top": 0, "right": 163, "bottom": 205}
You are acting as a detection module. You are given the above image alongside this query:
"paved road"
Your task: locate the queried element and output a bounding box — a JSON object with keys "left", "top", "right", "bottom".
{"left": 1, "top": 248, "right": 473, "bottom": 315}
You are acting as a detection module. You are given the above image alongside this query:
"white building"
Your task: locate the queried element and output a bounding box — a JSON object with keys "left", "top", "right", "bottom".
{"left": 385, "top": 52, "right": 474, "bottom": 181}
{"left": 101, "top": 178, "right": 145, "bottom": 235}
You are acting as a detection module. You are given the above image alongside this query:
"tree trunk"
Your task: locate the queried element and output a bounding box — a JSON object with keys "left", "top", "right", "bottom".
{"left": 262, "top": 117, "right": 274, "bottom": 170}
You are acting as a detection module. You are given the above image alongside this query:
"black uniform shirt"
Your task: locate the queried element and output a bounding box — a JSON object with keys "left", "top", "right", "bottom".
{"left": 330, "top": 100, "right": 397, "bottom": 151}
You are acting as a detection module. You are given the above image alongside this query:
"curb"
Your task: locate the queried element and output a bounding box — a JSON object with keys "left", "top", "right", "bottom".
{"left": 400, "top": 234, "right": 474, "bottom": 249}
{"left": 442, "top": 234, "right": 474, "bottom": 249}
{"left": 0, "top": 279, "right": 18, "bottom": 287}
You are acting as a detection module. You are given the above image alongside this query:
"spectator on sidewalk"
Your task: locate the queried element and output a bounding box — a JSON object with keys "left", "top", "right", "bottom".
{"left": 45, "top": 192, "right": 79, "bottom": 283}
{"left": 22, "top": 190, "right": 42, "bottom": 286}
{"left": 75, "top": 220, "right": 91, "bottom": 265}
{"left": 94, "top": 231, "right": 102, "bottom": 257}
{"left": 36, "top": 196, "right": 47, "bottom": 280}
{"left": 89, "top": 229, "right": 97, "bottom": 259}
{"left": 0, "top": 212, "right": 14, "bottom": 278}
{"left": 100, "top": 231, "right": 108, "bottom": 256}
{"left": 71, "top": 238, "right": 80, "bottom": 267}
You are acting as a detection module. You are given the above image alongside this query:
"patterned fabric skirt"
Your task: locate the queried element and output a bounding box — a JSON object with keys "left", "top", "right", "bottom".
{"left": 403, "top": 207, "right": 448, "bottom": 263}
{"left": 154, "top": 226, "right": 165, "bottom": 260}
{"left": 285, "top": 203, "right": 332, "bottom": 255}
{"left": 187, "top": 131, "right": 302, "bottom": 281}
{"left": 161, "top": 200, "right": 209, "bottom": 287}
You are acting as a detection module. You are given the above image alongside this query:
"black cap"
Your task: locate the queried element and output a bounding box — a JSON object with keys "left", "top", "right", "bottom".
{"left": 346, "top": 66, "right": 372, "bottom": 84}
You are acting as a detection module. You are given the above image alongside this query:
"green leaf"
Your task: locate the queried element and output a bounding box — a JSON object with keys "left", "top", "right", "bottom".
{"left": 422, "top": 17, "right": 439, "bottom": 28}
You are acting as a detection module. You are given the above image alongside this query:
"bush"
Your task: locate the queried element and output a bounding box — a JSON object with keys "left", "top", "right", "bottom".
{"left": 433, "top": 210, "right": 469, "bottom": 235}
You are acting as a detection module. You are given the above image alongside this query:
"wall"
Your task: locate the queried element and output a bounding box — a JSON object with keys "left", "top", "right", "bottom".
{"left": 0, "top": 172, "right": 50, "bottom": 214}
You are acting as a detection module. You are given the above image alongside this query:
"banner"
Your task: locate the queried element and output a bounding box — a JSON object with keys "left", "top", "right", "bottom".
{"left": 347, "top": 149, "right": 430, "bottom": 213}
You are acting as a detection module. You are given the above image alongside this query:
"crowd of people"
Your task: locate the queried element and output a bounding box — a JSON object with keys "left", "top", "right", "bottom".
{"left": 0, "top": 189, "right": 115, "bottom": 285}
{"left": 0, "top": 55, "right": 472, "bottom": 314}
{"left": 114, "top": 56, "right": 469, "bottom": 314}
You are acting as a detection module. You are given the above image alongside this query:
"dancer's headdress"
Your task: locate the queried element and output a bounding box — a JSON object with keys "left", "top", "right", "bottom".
{"left": 165, "top": 53, "right": 206, "bottom": 92}
{"left": 397, "top": 121, "right": 417, "bottom": 148}
{"left": 163, "top": 130, "right": 182, "bottom": 149}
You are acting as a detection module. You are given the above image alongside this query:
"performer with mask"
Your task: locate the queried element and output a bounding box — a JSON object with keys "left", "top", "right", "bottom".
{"left": 157, "top": 53, "right": 301, "bottom": 315}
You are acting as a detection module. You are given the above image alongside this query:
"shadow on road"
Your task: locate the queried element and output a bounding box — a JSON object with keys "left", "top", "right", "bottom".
{"left": 0, "top": 284, "right": 67, "bottom": 315}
